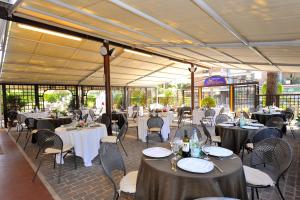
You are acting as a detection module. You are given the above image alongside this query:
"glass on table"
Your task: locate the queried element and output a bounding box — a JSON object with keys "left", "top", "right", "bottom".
{"left": 170, "top": 137, "right": 181, "bottom": 158}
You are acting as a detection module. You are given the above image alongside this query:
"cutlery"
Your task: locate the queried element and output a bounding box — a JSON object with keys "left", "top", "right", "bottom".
{"left": 145, "top": 158, "right": 166, "bottom": 161}
{"left": 213, "top": 162, "right": 223, "bottom": 173}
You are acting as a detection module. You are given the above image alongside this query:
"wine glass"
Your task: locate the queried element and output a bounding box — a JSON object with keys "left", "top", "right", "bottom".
{"left": 170, "top": 137, "right": 181, "bottom": 158}
{"left": 201, "top": 143, "right": 211, "bottom": 160}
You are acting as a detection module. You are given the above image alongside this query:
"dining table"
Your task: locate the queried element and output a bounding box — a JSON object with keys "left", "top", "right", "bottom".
{"left": 215, "top": 124, "right": 263, "bottom": 154}
{"left": 136, "top": 153, "right": 248, "bottom": 200}
{"left": 55, "top": 124, "right": 107, "bottom": 167}
{"left": 251, "top": 111, "right": 286, "bottom": 133}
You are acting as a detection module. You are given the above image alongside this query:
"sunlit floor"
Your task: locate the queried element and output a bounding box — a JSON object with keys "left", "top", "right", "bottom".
{"left": 6, "top": 125, "right": 300, "bottom": 200}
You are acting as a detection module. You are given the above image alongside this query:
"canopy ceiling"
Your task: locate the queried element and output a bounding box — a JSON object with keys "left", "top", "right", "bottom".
{"left": 1, "top": 0, "right": 300, "bottom": 86}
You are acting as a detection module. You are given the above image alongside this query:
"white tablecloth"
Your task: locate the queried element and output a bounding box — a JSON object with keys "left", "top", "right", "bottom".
{"left": 22, "top": 112, "right": 49, "bottom": 119}
{"left": 137, "top": 116, "right": 170, "bottom": 142}
{"left": 55, "top": 125, "right": 107, "bottom": 167}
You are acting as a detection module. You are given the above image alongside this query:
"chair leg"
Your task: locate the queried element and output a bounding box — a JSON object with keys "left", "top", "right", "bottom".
{"left": 251, "top": 187, "right": 254, "bottom": 200}
{"left": 146, "top": 135, "right": 149, "bottom": 148}
{"left": 119, "top": 141, "right": 128, "bottom": 157}
{"left": 255, "top": 188, "right": 259, "bottom": 199}
{"left": 276, "top": 183, "right": 285, "bottom": 200}
{"left": 159, "top": 132, "right": 163, "bottom": 142}
{"left": 58, "top": 152, "right": 63, "bottom": 184}
{"left": 241, "top": 146, "right": 245, "bottom": 161}
{"left": 32, "top": 158, "right": 43, "bottom": 182}
{"left": 16, "top": 132, "right": 22, "bottom": 142}
{"left": 136, "top": 127, "right": 139, "bottom": 140}
{"left": 53, "top": 154, "right": 57, "bottom": 169}
{"left": 290, "top": 128, "right": 296, "bottom": 139}
{"left": 35, "top": 147, "right": 41, "bottom": 159}
{"left": 24, "top": 133, "right": 31, "bottom": 150}
{"left": 73, "top": 149, "right": 77, "bottom": 170}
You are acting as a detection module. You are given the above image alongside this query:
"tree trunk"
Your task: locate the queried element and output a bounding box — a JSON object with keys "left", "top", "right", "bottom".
{"left": 266, "top": 72, "right": 279, "bottom": 106}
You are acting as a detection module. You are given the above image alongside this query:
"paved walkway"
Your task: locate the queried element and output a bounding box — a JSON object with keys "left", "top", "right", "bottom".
{"left": 0, "top": 130, "right": 54, "bottom": 200}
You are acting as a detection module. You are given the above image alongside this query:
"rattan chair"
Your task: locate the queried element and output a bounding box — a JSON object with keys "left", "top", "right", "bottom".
{"left": 33, "top": 130, "right": 76, "bottom": 183}
{"left": 215, "top": 114, "right": 231, "bottom": 125}
{"left": 200, "top": 120, "right": 221, "bottom": 145}
{"left": 101, "top": 113, "right": 111, "bottom": 129}
{"left": 7, "top": 110, "right": 18, "bottom": 133}
{"left": 22, "top": 118, "right": 36, "bottom": 149}
{"left": 122, "top": 113, "right": 138, "bottom": 140}
{"left": 284, "top": 111, "right": 295, "bottom": 138}
{"left": 174, "top": 125, "right": 202, "bottom": 140}
{"left": 242, "top": 127, "right": 282, "bottom": 160}
{"left": 101, "top": 123, "right": 128, "bottom": 156}
{"left": 243, "top": 138, "right": 292, "bottom": 200}
{"left": 99, "top": 143, "right": 138, "bottom": 200}
{"left": 34, "top": 120, "right": 55, "bottom": 158}
{"left": 266, "top": 116, "right": 285, "bottom": 130}
{"left": 146, "top": 116, "right": 164, "bottom": 147}
{"left": 16, "top": 113, "right": 27, "bottom": 132}
{"left": 202, "top": 109, "right": 216, "bottom": 126}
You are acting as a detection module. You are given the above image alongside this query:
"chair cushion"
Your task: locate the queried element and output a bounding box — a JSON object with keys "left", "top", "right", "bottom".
{"left": 31, "top": 129, "right": 38, "bottom": 134}
{"left": 246, "top": 143, "right": 254, "bottom": 149}
{"left": 120, "top": 170, "right": 138, "bottom": 194}
{"left": 211, "top": 135, "right": 221, "bottom": 143}
{"left": 101, "top": 136, "right": 117, "bottom": 143}
{"left": 44, "top": 144, "right": 73, "bottom": 154}
{"left": 243, "top": 165, "right": 274, "bottom": 186}
{"left": 148, "top": 127, "right": 161, "bottom": 132}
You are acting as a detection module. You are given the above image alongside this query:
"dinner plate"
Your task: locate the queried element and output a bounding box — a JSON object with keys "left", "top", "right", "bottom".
{"left": 202, "top": 146, "right": 233, "bottom": 157}
{"left": 241, "top": 125, "right": 260, "bottom": 129}
{"left": 142, "top": 147, "right": 172, "bottom": 158}
{"left": 248, "top": 123, "right": 264, "bottom": 127}
{"left": 218, "top": 123, "right": 234, "bottom": 127}
{"left": 177, "top": 158, "right": 214, "bottom": 173}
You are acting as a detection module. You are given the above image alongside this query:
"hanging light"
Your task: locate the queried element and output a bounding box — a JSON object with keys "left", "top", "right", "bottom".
{"left": 124, "top": 49, "right": 152, "bottom": 57}
{"left": 188, "top": 65, "right": 197, "bottom": 73}
{"left": 18, "top": 24, "right": 82, "bottom": 41}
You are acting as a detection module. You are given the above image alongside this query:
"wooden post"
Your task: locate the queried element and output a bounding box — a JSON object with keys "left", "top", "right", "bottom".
{"left": 34, "top": 84, "right": 39, "bottom": 109}
{"left": 198, "top": 86, "right": 202, "bottom": 108}
{"left": 266, "top": 72, "right": 279, "bottom": 106}
{"left": 2, "top": 84, "right": 8, "bottom": 128}
{"left": 191, "top": 64, "right": 195, "bottom": 110}
{"left": 103, "top": 41, "right": 112, "bottom": 135}
{"left": 229, "top": 85, "right": 235, "bottom": 112}
{"left": 75, "top": 85, "right": 79, "bottom": 109}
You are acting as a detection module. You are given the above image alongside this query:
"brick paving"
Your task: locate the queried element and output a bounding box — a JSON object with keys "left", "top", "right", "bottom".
{"left": 8, "top": 125, "right": 300, "bottom": 200}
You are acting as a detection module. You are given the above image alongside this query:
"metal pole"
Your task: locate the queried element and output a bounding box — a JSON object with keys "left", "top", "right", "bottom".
{"left": 103, "top": 41, "right": 112, "bottom": 135}
{"left": 34, "top": 84, "right": 39, "bottom": 109}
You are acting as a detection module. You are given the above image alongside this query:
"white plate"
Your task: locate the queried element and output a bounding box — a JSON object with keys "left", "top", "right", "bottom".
{"left": 142, "top": 147, "right": 172, "bottom": 158}
{"left": 248, "top": 123, "right": 264, "bottom": 127}
{"left": 177, "top": 158, "right": 214, "bottom": 173}
{"left": 241, "top": 125, "right": 260, "bottom": 129}
{"left": 202, "top": 146, "right": 233, "bottom": 157}
{"left": 218, "top": 123, "right": 234, "bottom": 127}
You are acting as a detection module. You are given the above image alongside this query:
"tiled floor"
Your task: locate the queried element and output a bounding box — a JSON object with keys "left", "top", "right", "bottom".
{"left": 6, "top": 125, "right": 300, "bottom": 200}
{"left": 0, "top": 130, "right": 54, "bottom": 200}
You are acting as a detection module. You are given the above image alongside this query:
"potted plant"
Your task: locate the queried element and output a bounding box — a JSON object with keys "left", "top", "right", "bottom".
{"left": 6, "top": 94, "right": 26, "bottom": 111}
{"left": 201, "top": 96, "right": 216, "bottom": 109}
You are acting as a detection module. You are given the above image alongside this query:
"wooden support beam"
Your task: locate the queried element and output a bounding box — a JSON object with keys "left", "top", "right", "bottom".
{"left": 190, "top": 64, "right": 195, "bottom": 110}
{"left": 198, "top": 86, "right": 202, "bottom": 108}
{"left": 103, "top": 41, "right": 112, "bottom": 135}
{"left": 229, "top": 85, "right": 235, "bottom": 112}
{"left": 2, "top": 84, "right": 7, "bottom": 128}
{"left": 34, "top": 84, "right": 39, "bottom": 109}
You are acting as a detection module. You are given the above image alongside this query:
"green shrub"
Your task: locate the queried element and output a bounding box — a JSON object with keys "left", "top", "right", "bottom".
{"left": 201, "top": 96, "right": 216, "bottom": 108}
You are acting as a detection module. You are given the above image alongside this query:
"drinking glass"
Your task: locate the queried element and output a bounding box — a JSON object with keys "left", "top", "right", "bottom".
{"left": 170, "top": 137, "right": 181, "bottom": 158}
{"left": 201, "top": 144, "right": 211, "bottom": 160}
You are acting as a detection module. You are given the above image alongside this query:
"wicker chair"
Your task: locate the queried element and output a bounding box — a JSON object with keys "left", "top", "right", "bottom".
{"left": 101, "top": 113, "right": 111, "bottom": 129}
{"left": 99, "top": 143, "right": 138, "bottom": 200}
{"left": 7, "top": 110, "right": 18, "bottom": 133}
{"left": 33, "top": 130, "right": 76, "bottom": 183}
{"left": 215, "top": 114, "right": 231, "bottom": 125}
{"left": 34, "top": 120, "right": 55, "bottom": 158}
{"left": 242, "top": 127, "right": 282, "bottom": 160}
{"left": 200, "top": 120, "right": 221, "bottom": 145}
{"left": 284, "top": 111, "right": 295, "bottom": 138}
{"left": 243, "top": 138, "right": 292, "bottom": 200}
{"left": 202, "top": 109, "right": 216, "bottom": 126}
{"left": 266, "top": 116, "right": 285, "bottom": 130}
{"left": 174, "top": 125, "right": 202, "bottom": 140}
{"left": 22, "top": 118, "right": 36, "bottom": 149}
{"left": 146, "top": 116, "right": 164, "bottom": 147}
{"left": 101, "top": 123, "right": 128, "bottom": 156}
{"left": 16, "top": 113, "right": 27, "bottom": 132}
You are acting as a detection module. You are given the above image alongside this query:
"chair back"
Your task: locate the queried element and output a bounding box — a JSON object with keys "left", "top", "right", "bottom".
{"left": 252, "top": 127, "right": 282, "bottom": 143}
{"left": 101, "top": 113, "right": 111, "bottom": 128}
{"left": 117, "top": 123, "right": 128, "bottom": 140}
{"left": 175, "top": 125, "right": 201, "bottom": 140}
{"left": 25, "top": 117, "right": 35, "bottom": 129}
{"left": 284, "top": 111, "right": 294, "bottom": 122}
{"left": 82, "top": 114, "right": 89, "bottom": 122}
{"left": 36, "top": 129, "right": 63, "bottom": 152}
{"left": 74, "top": 109, "right": 82, "bottom": 119}
{"left": 147, "top": 116, "right": 164, "bottom": 129}
{"left": 285, "top": 107, "right": 295, "bottom": 113}
{"left": 218, "top": 107, "right": 225, "bottom": 115}
{"left": 89, "top": 109, "right": 95, "bottom": 119}
{"left": 204, "top": 109, "right": 215, "bottom": 118}
{"left": 7, "top": 110, "right": 18, "bottom": 121}
{"left": 17, "top": 114, "right": 27, "bottom": 124}
{"left": 251, "top": 138, "right": 292, "bottom": 181}
{"left": 242, "top": 111, "right": 250, "bottom": 119}
{"left": 200, "top": 120, "right": 212, "bottom": 143}
{"left": 215, "top": 114, "right": 231, "bottom": 125}
{"left": 37, "top": 120, "right": 55, "bottom": 131}
{"left": 266, "top": 116, "right": 284, "bottom": 130}
{"left": 99, "top": 143, "right": 126, "bottom": 199}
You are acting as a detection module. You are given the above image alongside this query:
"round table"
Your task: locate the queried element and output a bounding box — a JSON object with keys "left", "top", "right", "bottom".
{"left": 136, "top": 155, "right": 248, "bottom": 200}
{"left": 34, "top": 117, "right": 72, "bottom": 129}
{"left": 215, "top": 125, "right": 261, "bottom": 154}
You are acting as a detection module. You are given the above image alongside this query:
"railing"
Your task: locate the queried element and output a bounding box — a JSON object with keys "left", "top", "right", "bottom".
{"left": 257, "top": 94, "right": 300, "bottom": 116}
